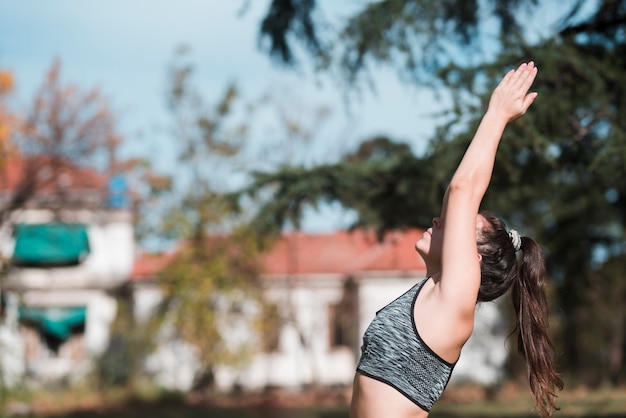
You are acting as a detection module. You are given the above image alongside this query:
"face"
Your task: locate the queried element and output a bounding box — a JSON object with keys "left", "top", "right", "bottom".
{"left": 415, "top": 214, "right": 487, "bottom": 267}
{"left": 414, "top": 217, "right": 443, "bottom": 265}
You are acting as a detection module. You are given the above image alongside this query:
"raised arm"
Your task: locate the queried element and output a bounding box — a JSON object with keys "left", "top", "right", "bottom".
{"left": 439, "top": 62, "right": 538, "bottom": 314}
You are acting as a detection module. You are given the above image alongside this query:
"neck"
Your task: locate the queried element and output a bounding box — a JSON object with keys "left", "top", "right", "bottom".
{"left": 425, "top": 261, "right": 440, "bottom": 279}
{"left": 426, "top": 270, "right": 441, "bottom": 282}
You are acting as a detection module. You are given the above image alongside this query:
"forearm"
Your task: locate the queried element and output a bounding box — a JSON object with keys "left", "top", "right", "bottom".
{"left": 441, "top": 61, "right": 537, "bottom": 215}
{"left": 448, "top": 109, "right": 509, "bottom": 203}
{"left": 436, "top": 62, "right": 537, "bottom": 310}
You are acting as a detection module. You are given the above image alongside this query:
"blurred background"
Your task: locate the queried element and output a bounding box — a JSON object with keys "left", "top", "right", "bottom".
{"left": 0, "top": 1, "right": 625, "bottom": 417}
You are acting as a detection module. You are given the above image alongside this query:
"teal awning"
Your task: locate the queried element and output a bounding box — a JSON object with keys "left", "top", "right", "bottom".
{"left": 18, "top": 306, "right": 86, "bottom": 341}
{"left": 13, "top": 223, "right": 90, "bottom": 266}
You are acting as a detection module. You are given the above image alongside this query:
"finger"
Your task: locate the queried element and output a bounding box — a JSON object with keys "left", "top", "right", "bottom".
{"left": 492, "top": 68, "right": 515, "bottom": 94}
{"left": 498, "top": 68, "right": 516, "bottom": 88}
{"left": 515, "top": 69, "right": 538, "bottom": 98}
{"left": 521, "top": 92, "right": 538, "bottom": 111}
{"left": 496, "top": 64, "right": 524, "bottom": 95}
{"left": 521, "top": 65, "right": 538, "bottom": 91}
{"left": 496, "top": 61, "right": 535, "bottom": 96}
{"left": 508, "top": 63, "right": 529, "bottom": 89}
{"left": 511, "top": 62, "right": 537, "bottom": 93}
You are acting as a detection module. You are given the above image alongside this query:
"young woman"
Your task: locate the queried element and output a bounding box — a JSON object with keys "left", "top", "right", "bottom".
{"left": 351, "top": 62, "right": 563, "bottom": 418}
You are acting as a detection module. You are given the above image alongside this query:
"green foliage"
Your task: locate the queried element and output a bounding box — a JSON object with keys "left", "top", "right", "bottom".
{"left": 425, "top": 31, "right": 626, "bottom": 382}
{"left": 258, "top": 0, "right": 321, "bottom": 65}
{"left": 576, "top": 256, "right": 626, "bottom": 386}
{"left": 257, "top": 0, "right": 541, "bottom": 86}
{"left": 247, "top": 0, "right": 626, "bottom": 387}
{"left": 156, "top": 227, "right": 265, "bottom": 382}
{"left": 166, "top": 47, "right": 245, "bottom": 163}
{"left": 242, "top": 136, "right": 442, "bottom": 237}
{"left": 95, "top": 297, "right": 159, "bottom": 389}
{"left": 148, "top": 48, "right": 269, "bottom": 390}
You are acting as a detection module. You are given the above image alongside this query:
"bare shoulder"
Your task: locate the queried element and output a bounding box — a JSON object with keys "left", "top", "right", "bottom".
{"left": 414, "top": 279, "right": 475, "bottom": 363}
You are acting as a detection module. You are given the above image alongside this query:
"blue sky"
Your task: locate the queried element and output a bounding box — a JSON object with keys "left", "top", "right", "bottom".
{"left": 0, "top": 1, "right": 439, "bottom": 163}
{"left": 0, "top": 1, "right": 580, "bottom": 232}
{"left": 0, "top": 1, "right": 447, "bottom": 231}
{"left": 0, "top": 0, "right": 579, "bottom": 157}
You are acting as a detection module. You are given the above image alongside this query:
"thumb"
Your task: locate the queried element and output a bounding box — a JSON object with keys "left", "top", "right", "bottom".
{"left": 522, "top": 92, "right": 538, "bottom": 110}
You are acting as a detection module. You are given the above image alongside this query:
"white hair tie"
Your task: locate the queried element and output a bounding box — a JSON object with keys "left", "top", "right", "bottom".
{"left": 509, "top": 229, "right": 522, "bottom": 252}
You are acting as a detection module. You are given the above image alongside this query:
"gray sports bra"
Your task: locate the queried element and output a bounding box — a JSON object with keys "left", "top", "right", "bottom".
{"left": 356, "top": 278, "right": 457, "bottom": 412}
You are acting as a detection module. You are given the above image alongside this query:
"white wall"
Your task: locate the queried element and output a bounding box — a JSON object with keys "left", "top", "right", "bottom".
{"left": 144, "top": 334, "right": 200, "bottom": 392}
{"left": 239, "top": 277, "right": 354, "bottom": 390}
{"left": 0, "top": 293, "right": 25, "bottom": 386}
{"left": 133, "top": 275, "right": 359, "bottom": 393}
{"left": 132, "top": 283, "right": 163, "bottom": 323}
{"left": 87, "top": 221, "right": 134, "bottom": 283}
{"left": 131, "top": 272, "right": 510, "bottom": 393}
{"left": 0, "top": 197, "right": 134, "bottom": 384}
{"left": 0, "top": 289, "right": 118, "bottom": 382}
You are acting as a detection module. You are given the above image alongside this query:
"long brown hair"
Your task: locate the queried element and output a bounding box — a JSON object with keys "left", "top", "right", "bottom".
{"left": 476, "top": 211, "right": 564, "bottom": 417}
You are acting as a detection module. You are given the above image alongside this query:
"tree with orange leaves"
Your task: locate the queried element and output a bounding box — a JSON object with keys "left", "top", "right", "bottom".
{"left": 20, "top": 59, "right": 122, "bottom": 173}
{"left": 0, "top": 59, "right": 130, "bottom": 223}
{"left": 1, "top": 59, "right": 171, "bottom": 224}
{"left": 0, "top": 70, "right": 19, "bottom": 169}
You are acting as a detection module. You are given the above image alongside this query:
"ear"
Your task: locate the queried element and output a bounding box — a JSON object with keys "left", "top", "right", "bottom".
{"left": 477, "top": 253, "right": 482, "bottom": 262}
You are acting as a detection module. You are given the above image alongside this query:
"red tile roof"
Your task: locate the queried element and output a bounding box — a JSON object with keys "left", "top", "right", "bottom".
{"left": 131, "top": 249, "right": 178, "bottom": 280}
{"left": 131, "top": 229, "right": 427, "bottom": 281}
{"left": 260, "top": 229, "right": 426, "bottom": 277}
{"left": 0, "top": 156, "right": 23, "bottom": 190}
{"left": 0, "top": 155, "right": 107, "bottom": 192}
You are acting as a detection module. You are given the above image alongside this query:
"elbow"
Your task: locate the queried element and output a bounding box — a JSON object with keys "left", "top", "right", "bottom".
{"left": 446, "top": 178, "right": 483, "bottom": 207}
{"left": 447, "top": 178, "right": 473, "bottom": 196}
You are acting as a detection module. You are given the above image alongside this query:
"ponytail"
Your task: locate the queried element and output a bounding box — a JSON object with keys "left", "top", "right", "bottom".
{"left": 511, "top": 236, "right": 564, "bottom": 418}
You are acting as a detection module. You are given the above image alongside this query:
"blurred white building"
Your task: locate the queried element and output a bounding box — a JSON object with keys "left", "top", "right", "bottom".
{"left": 0, "top": 155, "right": 510, "bottom": 392}
{"left": 132, "top": 229, "right": 510, "bottom": 393}
{"left": 0, "top": 156, "right": 133, "bottom": 383}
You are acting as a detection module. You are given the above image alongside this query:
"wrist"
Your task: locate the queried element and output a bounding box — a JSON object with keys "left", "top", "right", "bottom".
{"left": 483, "top": 108, "right": 511, "bottom": 126}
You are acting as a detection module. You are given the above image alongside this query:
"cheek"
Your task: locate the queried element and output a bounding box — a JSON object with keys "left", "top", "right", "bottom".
{"left": 430, "top": 231, "right": 442, "bottom": 247}
{"left": 429, "top": 235, "right": 444, "bottom": 258}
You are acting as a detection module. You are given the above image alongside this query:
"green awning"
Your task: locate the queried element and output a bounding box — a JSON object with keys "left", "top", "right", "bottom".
{"left": 18, "top": 306, "right": 86, "bottom": 341}
{"left": 13, "top": 223, "right": 90, "bottom": 266}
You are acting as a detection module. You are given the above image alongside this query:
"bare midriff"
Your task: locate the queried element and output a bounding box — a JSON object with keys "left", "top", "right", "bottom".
{"left": 350, "top": 373, "right": 429, "bottom": 418}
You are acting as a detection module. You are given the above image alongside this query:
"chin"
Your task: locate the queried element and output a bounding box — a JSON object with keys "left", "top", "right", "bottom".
{"left": 414, "top": 242, "right": 428, "bottom": 258}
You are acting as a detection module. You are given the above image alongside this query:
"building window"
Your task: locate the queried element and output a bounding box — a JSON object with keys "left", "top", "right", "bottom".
{"left": 329, "top": 278, "right": 358, "bottom": 350}
{"left": 19, "top": 306, "right": 86, "bottom": 359}
{"left": 261, "top": 303, "right": 281, "bottom": 353}
{"left": 12, "top": 223, "right": 90, "bottom": 267}
{"left": 329, "top": 302, "right": 352, "bottom": 349}
{"left": 0, "top": 292, "right": 6, "bottom": 320}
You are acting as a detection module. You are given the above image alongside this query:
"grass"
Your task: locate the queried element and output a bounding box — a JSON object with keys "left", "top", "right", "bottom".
{"left": 2, "top": 385, "right": 626, "bottom": 418}
{"left": 432, "top": 385, "right": 626, "bottom": 417}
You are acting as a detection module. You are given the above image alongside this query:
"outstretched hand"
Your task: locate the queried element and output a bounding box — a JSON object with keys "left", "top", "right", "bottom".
{"left": 488, "top": 61, "right": 538, "bottom": 123}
